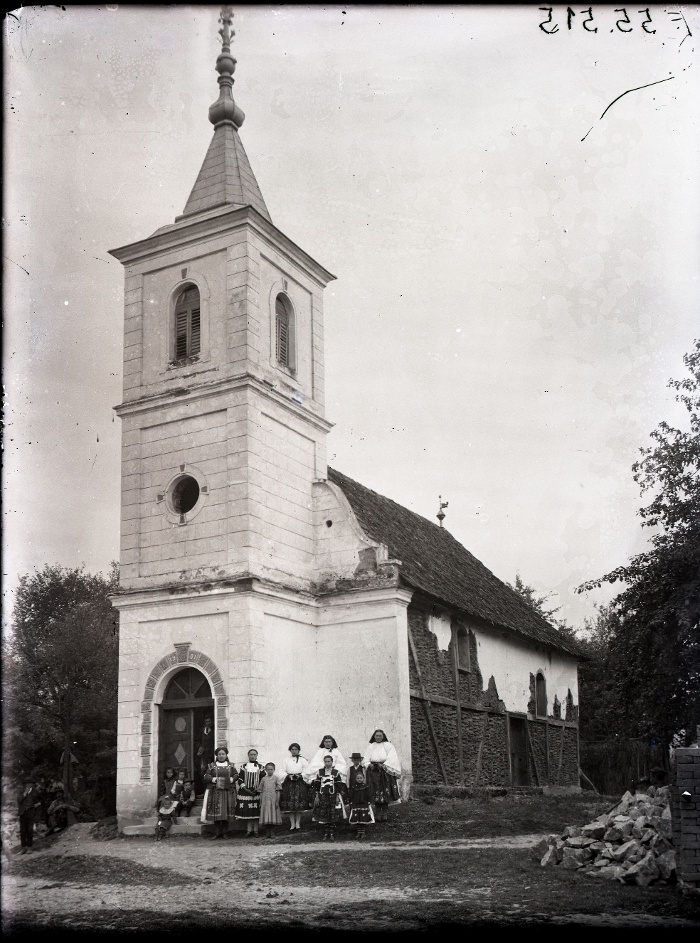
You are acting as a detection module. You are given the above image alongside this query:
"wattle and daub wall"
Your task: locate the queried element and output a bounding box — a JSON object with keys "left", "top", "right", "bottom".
{"left": 407, "top": 605, "right": 579, "bottom": 787}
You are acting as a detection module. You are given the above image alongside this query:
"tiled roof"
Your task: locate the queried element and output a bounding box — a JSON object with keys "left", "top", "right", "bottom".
{"left": 328, "top": 468, "right": 583, "bottom": 659}
{"left": 180, "top": 123, "right": 271, "bottom": 221}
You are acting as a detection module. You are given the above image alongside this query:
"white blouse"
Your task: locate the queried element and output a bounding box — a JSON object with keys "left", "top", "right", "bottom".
{"left": 363, "top": 741, "right": 401, "bottom": 777}
{"left": 304, "top": 747, "right": 347, "bottom": 783}
{"left": 281, "top": 756, "right": 309, "bottom": 780}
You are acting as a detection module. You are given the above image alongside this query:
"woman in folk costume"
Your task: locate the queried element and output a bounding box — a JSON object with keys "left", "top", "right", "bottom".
{"left": 364, "top": 729, "right": 401, "bottom": 822}
{"left": 201, "top": 747, "right": 237, "bottom": 839}
{"left": 347, "top": 752, "right": 375, "bottom": 839}
{"left": 235, "top": 748, "right": 265, "bottom": 837}
{"left": 280, "top": 742, "right": 310, "bottom": 831}
{"left": 305, "top": 735, "right": 348, "bottom": 784}
{"left": 312, "top": 754, "right": 348, "bottom": 841}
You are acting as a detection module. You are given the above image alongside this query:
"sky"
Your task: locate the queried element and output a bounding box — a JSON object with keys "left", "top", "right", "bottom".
{"left": 3, "top": 4, "right": 699, "bottom": 633}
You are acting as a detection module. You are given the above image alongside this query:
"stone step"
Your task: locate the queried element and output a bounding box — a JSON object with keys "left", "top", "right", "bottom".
{"left": 122, "top": 803, "right": 205, "bottom": 837}
{"left": 122, "top": 815, "right": 205, "bottom": 837}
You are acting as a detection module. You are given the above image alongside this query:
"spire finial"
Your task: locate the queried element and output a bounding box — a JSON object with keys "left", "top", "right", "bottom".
{"left": 436, "top": 496, "right": 449, "bottom": 528}
{"left": 209, "top": 5, "right": 245, "bottom": 130}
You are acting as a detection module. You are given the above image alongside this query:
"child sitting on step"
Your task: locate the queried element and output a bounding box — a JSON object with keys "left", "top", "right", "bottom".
{"left": 178, "top": 778, "right": 196, "bottom": 817}
{"left": 155, "top": 793, "right": 178, "bottom": 841}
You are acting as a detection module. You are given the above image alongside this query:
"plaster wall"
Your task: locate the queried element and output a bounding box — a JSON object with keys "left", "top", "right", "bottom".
{"left": 312, "top": 480, "right": 382, "bottom": 581}
{"left": 141, "top": 249, "right": 227, "bottom": 383}
{"left": 244, "top": 590, "right": 412, "bottom": 795}
{"left": 115, "top": 585, "right": 414, "bottom": 826}
{"left": 472, "top": 625, "right": 578, "bottom": 713}
{"left": 114, "top": 587, "right": 270, "bottom": 826}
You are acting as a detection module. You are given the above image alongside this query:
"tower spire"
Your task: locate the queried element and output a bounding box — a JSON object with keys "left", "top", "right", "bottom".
{"left": 208, "top": 5, "right": 245, "bottom": 130}
{"left": 178, "top": 5, "right": 271, "bottom": 222}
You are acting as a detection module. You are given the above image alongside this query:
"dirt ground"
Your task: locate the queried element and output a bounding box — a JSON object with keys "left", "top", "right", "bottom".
{"left": 3, "top": 793, "right": 700, "bottom": 936}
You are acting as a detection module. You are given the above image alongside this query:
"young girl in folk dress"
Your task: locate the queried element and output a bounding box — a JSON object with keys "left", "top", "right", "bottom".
{"left": 257, "top": 762, "right": 283, "bottom": 838}
{"left": 347, "top": 753, "right": 375, "bottom": 840}
{"left": 280, "top": 743, "right": 310, "bottom": 831}
{"left": 364, "top": 729, "right": 401, "bottom": 822}
{"left": 236, "top": 748, "right": 265, "bottom": 837}
{"left": 202, "top": 747, "right": 238, "bottom": 839}
{"left": 305, "top": 735, "right": 348, "bottom": 784}
{"left": 312, "top": 754, "right": 348, "bottom": 842}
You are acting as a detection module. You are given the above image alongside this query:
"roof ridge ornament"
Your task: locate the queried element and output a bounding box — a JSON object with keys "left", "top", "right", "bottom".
{"left": 437, "top": 496, "right": 449, "bottom": 528}
{"left": 208, "top": 5, "right": 245, "bottom": 130}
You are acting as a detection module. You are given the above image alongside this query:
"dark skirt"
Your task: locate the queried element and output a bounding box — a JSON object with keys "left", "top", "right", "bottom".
{"left": 314, "top": 790, "right": 347, "bottom": 825}
{"left": 348, "top": 783, "right": 374, "bottom": 825}
{"left": 235, "top": 791, "right": 261, "bottom": 820}
{"left": 280, "top": 775, "right": 310, "bottom": 813}
{"left": 366, "top": 764, "right": 400, "bottom": 805}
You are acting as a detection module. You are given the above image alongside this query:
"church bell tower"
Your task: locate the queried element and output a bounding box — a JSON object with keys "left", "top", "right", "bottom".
{"left": 110, "top": 9, "right": 337, "bottom": 824}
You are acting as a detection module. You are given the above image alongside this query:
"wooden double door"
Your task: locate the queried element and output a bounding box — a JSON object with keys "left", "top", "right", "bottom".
{"left": 159, "top": 668, "right": 215, "bottom": 797}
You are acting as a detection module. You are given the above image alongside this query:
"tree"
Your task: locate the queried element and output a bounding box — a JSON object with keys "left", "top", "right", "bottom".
{"left": 579, "top": 340, "right": 700, "bottom": 749}
{"left": 508, "top": 573, "right": 580, "bottom": 644}
{"left": 4, "top": 564, "right": 119, "bottom": 805}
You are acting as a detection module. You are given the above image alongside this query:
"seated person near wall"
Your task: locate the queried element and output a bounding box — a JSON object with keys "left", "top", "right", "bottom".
{"left": 178, "top": 779, "right": 196, "bottom": 816}
{"left": 155, "top": 794, "right": 178, "bottom": 840}
{"left": 46, "top": 788, "right": 80, "bottom": 835}
{"left": 170, "top": 770, "right": 187, "bottom": 806}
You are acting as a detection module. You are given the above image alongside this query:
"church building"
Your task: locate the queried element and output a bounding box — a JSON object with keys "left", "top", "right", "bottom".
{"left": 110, "top": 10, "right": 582, "bottom": 829}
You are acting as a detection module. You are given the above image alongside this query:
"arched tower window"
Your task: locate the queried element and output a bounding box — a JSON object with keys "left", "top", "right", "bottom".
{"left": 275, "top": 293, "right": 295, "bottom": 369}
{"left": 173, "top": 285, "right": 201, "bottom": 362}
{"left": 535, "top": 671, "right": 547, "bottom": 718}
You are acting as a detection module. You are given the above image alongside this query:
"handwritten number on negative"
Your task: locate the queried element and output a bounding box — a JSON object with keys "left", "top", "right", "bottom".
{"left": 639, "top": 8, "right": 655, "bottom": 33}
{"left": 581, "top": 7, "right": 597, "bottom": 32}
{"left": 539, "top": 7, "right": 559, "bottom": 33}
{"left": 614, "top": 8, "right": 633, "bottom": 31}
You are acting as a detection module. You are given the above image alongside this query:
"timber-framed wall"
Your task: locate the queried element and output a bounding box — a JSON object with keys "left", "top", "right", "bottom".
{"left": 407, "top": 603, "right": 579, "bottom": 787}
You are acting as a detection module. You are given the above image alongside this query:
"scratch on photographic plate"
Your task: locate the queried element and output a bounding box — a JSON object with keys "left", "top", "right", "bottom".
{"left": 581, "top": 76, "right": 675, "bottom": 142}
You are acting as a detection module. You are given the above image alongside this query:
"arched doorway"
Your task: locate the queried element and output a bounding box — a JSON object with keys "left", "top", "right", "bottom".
{"left": 159, "top": 667, "right": 215, "bottom": 797}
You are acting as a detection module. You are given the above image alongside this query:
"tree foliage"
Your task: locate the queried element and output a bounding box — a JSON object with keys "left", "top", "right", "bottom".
{"left": 4, "top": 564, "right": 119, "bottom": 811}
{"left": 508, "top": 573, "right": 579, "bottom": 643}
{"left": 579, "top": 340, "right": 700, "bottom": 747}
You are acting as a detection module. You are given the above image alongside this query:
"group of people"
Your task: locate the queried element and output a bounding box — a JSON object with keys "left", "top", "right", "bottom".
{"left": 156, "top": 729, "right": 401, "bottom": 842}
{"left": 17, "top": 775, "right": 80, "bottom": 853}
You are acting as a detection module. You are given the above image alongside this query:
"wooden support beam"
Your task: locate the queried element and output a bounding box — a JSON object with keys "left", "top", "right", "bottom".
{"left": 410, "top": 689, "right": 458, "bottom": 708}
{"left": 407, "top": 624, "right": 449, "bottom": 786}
{"left": 579, "top": 767, "right": 599, "bottom": 793}
{"left": 545, "top": 719, "right": 550, "bottom": 783}
{"left": 525, "top": 719, "right": 541, "bottom": 787}
{"left": 505, "top": 713, "right": 513, "bottom": 786}
{"left": 450, "top": 624, "right": 465, "bottom": 786}
{"left": 474, "top": 712, "right": 489, "bottom": 786}
{"left": 409, "top": 688, "right": 507, "bottom": 716}
{"left": 557, "top": 725, "right": 566, "bottom": 784}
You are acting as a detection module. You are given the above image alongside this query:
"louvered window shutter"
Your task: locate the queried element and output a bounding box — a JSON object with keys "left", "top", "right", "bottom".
{"left": 175, "top": 308, "right": 188, "bottom": 360}
{"left": 276, "top": 297, "right": 289, "bottom": 365}
{"left": 173, "top": 286, "right": 201, "bottom": 360}
{"left": 190, "top": 308, "right": 201, "bottom": 355}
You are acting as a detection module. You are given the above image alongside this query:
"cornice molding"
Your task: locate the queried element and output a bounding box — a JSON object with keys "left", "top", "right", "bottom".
{"left": 109, "top": 206, "right": 335, "bottom": 288}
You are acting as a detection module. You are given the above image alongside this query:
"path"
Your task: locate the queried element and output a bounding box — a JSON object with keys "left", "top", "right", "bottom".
{"left": 2, "top": 825, "right": 698, "bottom": 930}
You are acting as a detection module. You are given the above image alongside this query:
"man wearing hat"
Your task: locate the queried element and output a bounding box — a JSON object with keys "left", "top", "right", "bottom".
{"left": 347, "top": 752, "right": 375, "bottom": 840}
{"left": 17, "top": 776, "right": 41, "bottom": 854}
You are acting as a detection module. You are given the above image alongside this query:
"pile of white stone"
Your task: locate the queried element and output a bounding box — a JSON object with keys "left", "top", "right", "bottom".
{"left": 533, "top": 786, "right": 676, "bottom": 886}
